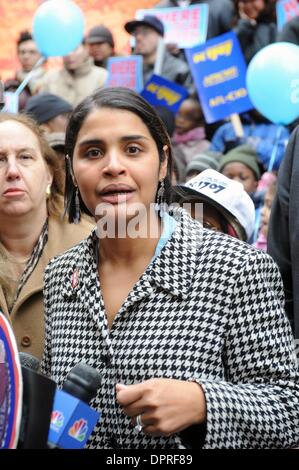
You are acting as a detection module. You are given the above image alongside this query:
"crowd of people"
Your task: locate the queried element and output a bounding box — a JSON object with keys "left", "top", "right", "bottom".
{"left": 0, "top": 0, "right": 299, "bottom": 449}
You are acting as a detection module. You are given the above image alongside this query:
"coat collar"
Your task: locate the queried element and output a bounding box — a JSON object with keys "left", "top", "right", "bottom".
{"left": 6, "top": 215, "right": 93, "bottom": 319}
{"left": 62, "top": 57, "right": 95, "bottom": 81}
{"left": 146, "top": 209, "right": 201, "bottom": 299}
{"left": 62, "top": 209, "right": 201, "bottom": 304}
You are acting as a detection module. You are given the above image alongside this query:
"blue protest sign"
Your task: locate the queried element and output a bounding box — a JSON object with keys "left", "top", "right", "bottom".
{"left": 136, "top": 4, "right": 209, "bottom": 48}
{"left": 276, "top": 0, "right": 299, "bottom": 31}
{"left": 106, "top": 56, "right": 143, "bottom": 92}
{"left": 185, "top": 32, "right": 253, "bottom": 123}
{"left": 141, "top": 74, "right": 189, "bottom": 113}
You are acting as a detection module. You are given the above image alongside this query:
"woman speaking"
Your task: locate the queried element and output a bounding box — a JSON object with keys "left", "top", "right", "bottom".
{"left": 41, "top": 88, "right": 299, "bottom": 449}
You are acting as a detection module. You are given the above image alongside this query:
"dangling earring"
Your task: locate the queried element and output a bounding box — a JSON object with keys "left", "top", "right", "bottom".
{"left": 156, "top": 179, "right": 165, "bottom": 215}
{"left": 46, "top": 184, "right": 51, "bottom": 199}
{"left": 74, "top": 187, "right": 81, "bottom": 224}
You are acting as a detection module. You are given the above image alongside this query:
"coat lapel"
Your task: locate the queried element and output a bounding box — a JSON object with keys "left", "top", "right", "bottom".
{"left": 146, "top": 209, "right": 201, "bottom": 300}
{"left": 59, "top": 231, "right": 98, "bottom": 302}
{"left": 0, "top": 285, "right": 9, "bottom": 318}
{"left": 56, "top": 211, "right": 201, "bottom": 329}
{"left": 119, "top": 210, "right": 201, "bottom": 313}
{"left": 10, "top": 215, "right": 93, "bottom": 319}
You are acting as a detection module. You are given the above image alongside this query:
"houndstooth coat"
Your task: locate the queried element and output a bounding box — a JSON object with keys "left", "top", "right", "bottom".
{"left": 41, "top": 209, "right": 299, "bottom": 449}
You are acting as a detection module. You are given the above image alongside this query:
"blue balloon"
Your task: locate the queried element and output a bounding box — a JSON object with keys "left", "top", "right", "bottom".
{"left": 33, "top": 0, "right": 84, "bottom": 57}
{"left": 246, "top": 42, "right": 299, "bottom": 125}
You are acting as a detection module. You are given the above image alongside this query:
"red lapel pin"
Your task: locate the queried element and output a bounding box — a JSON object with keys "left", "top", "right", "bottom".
{"left": 71, "top": 269, "right": 79, "bottom": 289}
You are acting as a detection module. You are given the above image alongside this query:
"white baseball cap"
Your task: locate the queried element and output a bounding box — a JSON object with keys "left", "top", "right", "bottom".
{"left": 181, "top": 169, "right": 255, "bottom": 241}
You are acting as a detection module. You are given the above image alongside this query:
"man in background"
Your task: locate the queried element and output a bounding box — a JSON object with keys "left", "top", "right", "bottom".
{"left": 37, "top": 42, "right": 108, "bottom": 107}
{"left": 124, "top": 15, "right": 193, "bottom": 92}
{"left": 85, "top": 25, "right": 115, "bottom": 68}
{"left": 5, "top": 31, "right": 45, "bottom": 109}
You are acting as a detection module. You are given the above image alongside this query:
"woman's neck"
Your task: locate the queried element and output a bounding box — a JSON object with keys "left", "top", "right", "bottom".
{"left": 0, "top": 209, "right": 47, "bottom": 259}
{"left": 98, "top": 211, "right": 162, "bottom": 266}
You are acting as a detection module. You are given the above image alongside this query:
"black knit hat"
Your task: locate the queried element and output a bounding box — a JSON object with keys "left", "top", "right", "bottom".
{"left": 85, "top": 25, "right": 115, "bottom": 48}
{"left": 24, "top": 93, "right": 73, "bottom": 124}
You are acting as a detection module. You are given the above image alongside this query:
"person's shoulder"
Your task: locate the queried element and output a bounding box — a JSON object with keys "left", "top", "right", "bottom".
{"left": 41, "top": 67, "right": 64, "bottom": 83}
{"left": 165, "top": 51, "right": 187, "bottom": 67}
{"left": 175, "top": 208, "right": 274, "bottom": 266}
{"left": 201, "top": 228, "right": 279, "bottom": 277}
{"left": 48, "top": 213, "right": 94, "bottom": 245}
{"left": 45, "top": 230, "right": 94, "bottom": 274}
{"left": 46, "top": 217, "right": 95, "bottom": 272}
{"left": 92, "top": 65, "right": 108, "bottom": 79}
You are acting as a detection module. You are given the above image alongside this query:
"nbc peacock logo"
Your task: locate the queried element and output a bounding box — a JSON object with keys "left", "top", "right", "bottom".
{"left": 50, "top": 411, "right": 64, "bottom": 432}
{"left": 68, "top": 418, "right": 88, "bottom": 442}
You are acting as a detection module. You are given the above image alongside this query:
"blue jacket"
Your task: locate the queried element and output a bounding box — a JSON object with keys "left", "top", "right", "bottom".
{"left": 210, "top": 121, "right": 290, "bottom": 171}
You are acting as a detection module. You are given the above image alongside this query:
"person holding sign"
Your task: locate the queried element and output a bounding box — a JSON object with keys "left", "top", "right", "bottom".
{"left": 41, "top": 87, "right": 299, "bottom": 449}
{"left": 124, "top": 15, "right": 193, "bottom": 92}
{"left": 4, "top": 31, "right": 45, "bottom": 111}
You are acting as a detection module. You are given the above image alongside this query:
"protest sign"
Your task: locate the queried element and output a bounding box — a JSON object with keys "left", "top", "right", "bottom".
{"left": 276, "top": 0, "right": 299, "bottom": 31}
{"left": 141, "top": 74, "right": 188, "bottom": 113}
{"left": 185, "top": 31, "right": 253, "bottom": 123}
{"left": 136, "top": 4, "right": 209, "bottom": 48}
{"left": 106, "top": 56, "right": 143, "bottom": 92}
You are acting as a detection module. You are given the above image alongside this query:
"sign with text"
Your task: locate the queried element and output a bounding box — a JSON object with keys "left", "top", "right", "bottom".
{"left": 136, "top": 4, "right": 209, "bottom": 48}
{"left": 106, "top": 56, "right": 143, "bottom": 92}
{"left": 185, "top": 31, "right": 253, "bottom": 123}
{"left": 3, "top": 92, "right": 19, "bottom": 113}
{"left": 141, "top": 74, "right": 188, "bottom": 113}
{"left": 276, "top": 0, "right": 299, "bottom": 31}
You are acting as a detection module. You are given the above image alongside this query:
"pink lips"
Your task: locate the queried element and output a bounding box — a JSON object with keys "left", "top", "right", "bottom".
{"left": 99, "top": 184, "right": 135, "bottom": 204}
{"left": 3, "top": 188, "right": 25, "bottom": 197}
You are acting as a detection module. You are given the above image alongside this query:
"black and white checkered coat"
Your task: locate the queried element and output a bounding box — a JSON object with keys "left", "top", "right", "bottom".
{"left": 41, "top": 209, "right": 299, "bottom": 449}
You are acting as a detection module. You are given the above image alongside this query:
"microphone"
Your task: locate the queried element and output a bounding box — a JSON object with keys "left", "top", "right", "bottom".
{"left": 19, "top": 352, "right": 40, "bottom": 371}
{"left": 18, "top": 353, "right": 56, "bottom": 449}
{"left": 48, "top": 363, "right": 101, "bottom": 449}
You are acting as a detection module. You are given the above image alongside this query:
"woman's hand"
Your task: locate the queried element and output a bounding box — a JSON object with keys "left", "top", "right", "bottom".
{"left": 116, "top": 378, "right": 206, "bottom": 437}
